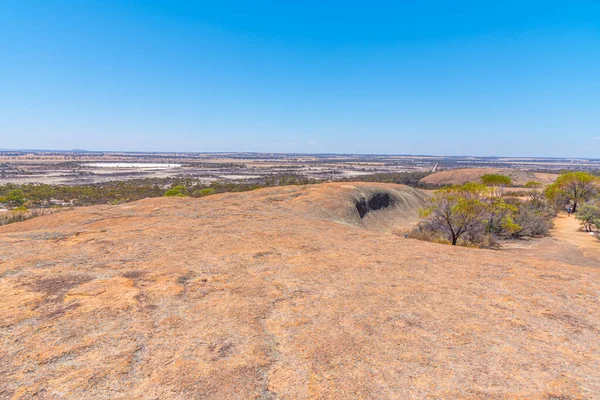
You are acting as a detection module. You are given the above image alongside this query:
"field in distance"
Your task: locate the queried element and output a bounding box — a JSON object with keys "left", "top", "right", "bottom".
{"left": 1, "top": 150, "right": 599, "bottom": 186}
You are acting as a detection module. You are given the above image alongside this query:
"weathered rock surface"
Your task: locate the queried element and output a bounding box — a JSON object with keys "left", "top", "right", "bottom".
{"left": 0, "top": 183, "right": 598, "bottom": 399}
{"left": 421, "top": 168, "right": 558, "bottom": 187}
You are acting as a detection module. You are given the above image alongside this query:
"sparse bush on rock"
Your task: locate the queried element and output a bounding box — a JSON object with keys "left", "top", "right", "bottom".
{"left": 0, "top": 208, "right": 49, "bottom": 226}
{"left": 480, "top": 174, "right": 513, "bottom": 187}
{"left": 195, "top": 188, "right": 216, "bottom": 197}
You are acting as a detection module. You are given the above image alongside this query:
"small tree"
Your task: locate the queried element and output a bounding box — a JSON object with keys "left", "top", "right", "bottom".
{"left": 576, "top": 204, "right": 600, "bottom": 232}
{"left": 546, "top": 172, "right": 599, "bottom": 213}
{"left": 420, "top": 183, "right": 490, "bottom": 245}
{"left": 544, "top": 182, "right": 569, "bottom": 216}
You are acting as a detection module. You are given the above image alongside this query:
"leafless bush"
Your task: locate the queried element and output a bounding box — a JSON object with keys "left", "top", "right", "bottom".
{"left": 512, "top": 205, "right": 553, "bottom": 237}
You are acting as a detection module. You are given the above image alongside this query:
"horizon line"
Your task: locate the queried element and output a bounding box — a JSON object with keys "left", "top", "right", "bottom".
{"left": 1, "top": 148, "right": 600, "bottom": 161}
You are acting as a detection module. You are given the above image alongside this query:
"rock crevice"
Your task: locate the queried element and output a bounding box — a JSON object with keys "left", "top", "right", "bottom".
{"left": 355, "top": 192, "right": 395, "bottom": 219}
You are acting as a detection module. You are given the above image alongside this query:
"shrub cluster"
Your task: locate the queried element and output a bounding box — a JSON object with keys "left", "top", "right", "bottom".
{"left": 414, "top": 171, "right": 600, "bottom": 247}
{"left": 414, "top": 183, "right": 553, "bottom": 247}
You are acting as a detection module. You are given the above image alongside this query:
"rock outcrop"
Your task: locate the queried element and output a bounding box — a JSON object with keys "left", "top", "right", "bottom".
{"left": 1, "top": 183, "right": 598, "bottom": 399}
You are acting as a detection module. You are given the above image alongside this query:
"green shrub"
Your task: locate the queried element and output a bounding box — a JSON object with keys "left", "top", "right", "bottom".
{"left": 576, "top": 204, "right": 600, "bottom": 232}
{"left": 481, "top": 174, "right": 513, "bottom": 187}
{"left": 195, "top": 188, "right": 216, "bottom": 197}
{"left": 524, "top": 180, "right": 542, "bottom": 188}
{"left": 6, "top": 189, "right": 26, "bottom": 206}
{"left": 0, "top": 173, "right": 325, "bottom": 209}
{"left": 164, "top": 185, "right": 186, "bottom": 197}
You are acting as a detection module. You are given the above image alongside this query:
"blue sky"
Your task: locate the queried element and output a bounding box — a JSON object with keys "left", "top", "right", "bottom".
{"left": 1, "top": 1, "right": 599, "bottom": 157}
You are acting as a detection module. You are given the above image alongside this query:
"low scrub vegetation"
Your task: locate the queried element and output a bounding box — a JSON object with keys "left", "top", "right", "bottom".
{"left": 1, "top": 172, "right": 432, "bottom": 215}
{"left": 342, "top": 171, "right": 433, "bottom": 187}
{"left": 524, "top": 180, "right": 542, "bottom": 188}
{"left": 0, "top": 174, "right": 320, "bottom": 213}
{"left": 576, "top": 203, "right": 600, "bottom": 232}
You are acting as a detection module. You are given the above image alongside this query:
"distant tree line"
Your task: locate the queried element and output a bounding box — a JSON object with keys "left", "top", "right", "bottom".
{"left": 0, "top": 171, "right": 433, "bottom": 212}
{"left": 0, "top": 174, "right": 321, "bottom": 209}
{"left": 341, "top": 171, "right": 433, "bottom": 187}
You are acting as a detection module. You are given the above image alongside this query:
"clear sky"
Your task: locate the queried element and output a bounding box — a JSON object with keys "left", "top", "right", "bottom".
{"left": 1, "top": 1, "right": 599, "bottom": 157}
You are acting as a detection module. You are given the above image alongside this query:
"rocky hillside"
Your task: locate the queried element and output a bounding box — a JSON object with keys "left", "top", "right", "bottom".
{"left": 1, "top": 183, "right": 598, "bottom": 399}
{"left": 421, "top": 168, "right": 558, "bottom": 187}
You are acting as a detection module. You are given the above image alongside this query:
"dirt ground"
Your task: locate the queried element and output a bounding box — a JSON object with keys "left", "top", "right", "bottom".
{"left": 552, "top": 214, "right": 600, "bottom": 262}
{"left": 1, "top": 183, "right": 599, "bottom": 399}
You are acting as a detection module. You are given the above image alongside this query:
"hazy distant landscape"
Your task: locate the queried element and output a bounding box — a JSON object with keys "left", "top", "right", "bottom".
{"left": 1, "top": 150, "right": 599, "bottom": 186}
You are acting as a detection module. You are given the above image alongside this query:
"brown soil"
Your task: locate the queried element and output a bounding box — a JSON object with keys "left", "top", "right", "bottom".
{"left": 421, "top": 168, "right": 558, "bottom": 187}
{"left": 1, "top": 183, "right": 598, "bottom": 399}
